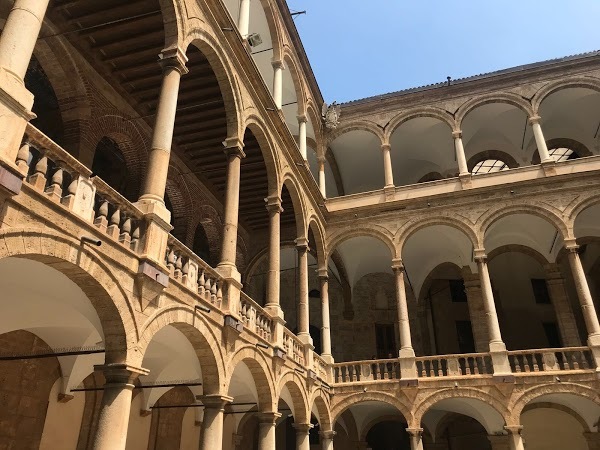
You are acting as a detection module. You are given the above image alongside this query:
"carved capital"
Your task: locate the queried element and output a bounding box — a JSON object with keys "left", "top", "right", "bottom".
{"left": 265, "top": 195, "right": 283, "bottom": 213}
{"left": 473, "top": 248, "right": 488, "bottom": 262}
{"left": 528, "top": 115, "right": 542, "bottom": 125}
{"left": 159, "top": 47, "right": 189, "bottom": 75}
{"left": 452, "top": 130, "right": 463, "bottom": 139}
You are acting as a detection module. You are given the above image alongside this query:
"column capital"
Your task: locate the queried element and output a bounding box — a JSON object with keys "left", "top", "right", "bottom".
{"left": 258, "top": 411, "right": 281, "bottom": 424}
{"left": 159, "top": 47, "right": 189, "bottom": 75}
{"left": 295, "top": 236, "right": 310, "bottom": 250}
{"left": 452, "top": 130, "right": 463, "bottom": 139}
{"left": 564, "top": 238, "right": 579, "bottom": 252}
{"left": 271, "top": 59, "right": 285, "bottom": 70}
{"left": 381, "top": 143, "right": 392, "bottom": 152}
{"left": 406, "top": 427, "right": 423, "bottom": 437}
{"left": 94, "top": 363, "right": 149, "bottom": 384}
{"left": 473, "top": 249, "right": 488, "bottom": 262}
{"left": 504, "top": 425, "right": 523, "bottom": 435}
{"left": 292, "top": 423, "right": 314, "bottom": 433}
{"left": 528, "top": 115, "right": 542, "bottom": 125}
{"left": 317, "top": 155, "right": 326, "bottom": 164}
{"left": 197, "top": 394, "right": 234, "bottom": 409}
{"left": 265, "top": 195, "right": 283, "bottom": 213}
{"left": 318, "top": 268, "right": 329, "bottom": 280}
{"left": 223, "top": 140, "right": 246, "bottom": 159}
{"left": 319, "top": 430, "right": 336, "bottom": 440}
{"left": 297, "top": 114, "right": 308, "bottom": 123}
{"left": 391, "top": 258, "right": 405, "bottom": 272}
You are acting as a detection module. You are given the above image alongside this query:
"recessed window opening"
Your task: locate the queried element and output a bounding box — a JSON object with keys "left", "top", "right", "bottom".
{"left": 472, "top": 159, "right": 509, "bottom": 174}
{"left": 549, "top": 147, "right": 576, "bottom": 162}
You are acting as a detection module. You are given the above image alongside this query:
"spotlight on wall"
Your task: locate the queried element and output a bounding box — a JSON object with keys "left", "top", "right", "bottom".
{"left": 221, "top": 27, "right": 234, "bottom": 32}
{"left": 266, "top": 107, "right": 276, "bottom": 112}
{"left": 556, "top": 376, "right": 561, "bottom": 383}
{"left": 80, "top": 236, "right": 102, "bottom": 247}
{"left": 247, "top": 33, "right": 263, "bottom": 47}
{"left": 256, "top": 342, "right": 269, "bottom": 350}
{"left": 195, "top": 305, "right": 211, "bottom": 314}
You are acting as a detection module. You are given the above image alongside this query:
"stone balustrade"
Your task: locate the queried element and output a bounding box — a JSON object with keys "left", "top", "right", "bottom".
{"left": 313, "top": 353, "right": 328, "bottom": 380}
{"left": 239, "top": 291, "right": 273, "bottom": 343}
{"left": 508, "top": 347, "right": 595, "bottom": 373}
{"left": 19, "top": 124, "right": 144, "bottom": 251}
{"left": 165, "top": 235, "right": 224, "bottom": 308}
{"left": 333, "top": 358, "right": 401, "bottom": 383}
{"left": 283, "top": 328, "right": 305, "bottom": 365}
{"left": 415, "top": 352, "right": 493, "bottom": 378}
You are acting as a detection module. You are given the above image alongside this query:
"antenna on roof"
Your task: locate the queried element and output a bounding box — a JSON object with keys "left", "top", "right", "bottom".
{"left": 291, "top": 10, "right": 306, "bottom": 17}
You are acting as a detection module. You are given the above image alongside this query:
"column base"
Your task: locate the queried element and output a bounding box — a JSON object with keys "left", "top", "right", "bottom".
{"left": 586, "top": 337, "right": 600, "bottom": 372}
{"left": 383, "top": 185, "right": 396, "bottom": 200}
{"left": 399, "top": 347, "right": 418, "bottom": 380}
{"left": 489, "top": 341, "right": 513, "bottom": 378}
{"left": 541, "top": 159, "right": 557, "bottom": 176}
{"left": 297, "top": 333, "right": 313, "bottom": 346}
{"left": 459, "top": 172, "right": 472, "bottom": 189}
{"left": 134, "top": 200, "right": 173, "bottom": 268}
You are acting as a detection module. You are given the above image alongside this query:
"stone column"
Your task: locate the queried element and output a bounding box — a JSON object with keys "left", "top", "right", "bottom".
{"left": 474, "top": 250, "right": 511, "bottom": 376}
{"left": 298, "top": 115, "right": 308, "bottom": 160}
{"left": 138, "top": 48, "right": 188, "bottom": 206}
{"left": 381, "top": 144, "right": 394, "bottom": 188}
{"left": 462, "top": 269, "right": 489, "bottom": 352}
{"left": 584, "top": 432, "right": 600, "bottom": 450}
{"left": 92, "top": 364, "right": 149, "bottom": 450}
{"left": 258, "top": 412, "right": 281, "bottom": 450}
{"left": 318, "top": 156, "right": 327, "bottom": 197}
{"left": 272, "top": 60, "right": 284, "bottom": 109}
{"left": 393, "top": 260, "right": 417, "bottom": 379}
{"left": 265, "top": 196, "right": 282, "bottom": 310}
{"left": 545, "top": 264, "right": 581, "bottom": 346}
{"left": 565, "top": 240, "right": 600, "bottom": 350}
{"left": 528, "top": 116, "right": 553, "bottom": 163}
{"left": 296, "top": 238, "right": 311, "bottom": 343}
{"left": 452, "top": 131, "right": 469, "bottom": 176}
{"left": 237, "top": 0, "right": 251, "bottom": 38}
{"left": 218, "top": 141, "right": 245, "bottom": 275}
{"left": 407, "top": 428, "right": 424, "bottom": 450}
{"left": 198, "top": 395, "right": 233, "bottom": 450}
{"left": 320, "top": 430, "right": 335, "bottom": 450}
{"left": 319, "top": 269, "right": 333, "bottom": 360}
{"left": 0, "top": 0, "right": 50, "bottom": 174}
{"left": 293, "top": 423, "right": 312, "bottom": 450}
{"left": 504, "top": 426, "right": 525, "bottom": 450}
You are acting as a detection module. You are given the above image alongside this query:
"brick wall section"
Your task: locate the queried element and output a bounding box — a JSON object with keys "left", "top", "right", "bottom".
{"left": 0, "top": 330, "right": 61, "bottom": 450}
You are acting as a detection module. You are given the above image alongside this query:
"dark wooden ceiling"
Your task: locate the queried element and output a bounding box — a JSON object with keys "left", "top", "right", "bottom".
{"left": 49, "top": 0, "right": 273, "bottom": 231}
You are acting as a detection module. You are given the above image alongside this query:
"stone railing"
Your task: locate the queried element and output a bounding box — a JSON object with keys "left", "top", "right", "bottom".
{"left": 239, "top": 291, "right": 273, "bottom": 342}
{"left": 416, "top": 353, "right": 493, "bottom": 378}
{"left": 333, "top": 358, "right": 401, "bottom": 383}
{"left": 165, "top": 235, "right": 224, "bottom": 309}
{"left": 283, "top": 329, "right": 305, "bottom": 365}
{"left": 508, "top": 347, "right": 595, "bottom": 373}
{"left": 313, "top": 353, "right": 328, "bottom": 380}
{"left": 19, "top": 125, "right": 144, "bottom": 251}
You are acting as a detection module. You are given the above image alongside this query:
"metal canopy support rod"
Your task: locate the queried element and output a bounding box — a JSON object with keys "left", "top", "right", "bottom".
{"left": 0, "top": 347, "right": 105, "bottom": 361}
{"left": 71, "top": 381, "right": 204, "bottom": 392}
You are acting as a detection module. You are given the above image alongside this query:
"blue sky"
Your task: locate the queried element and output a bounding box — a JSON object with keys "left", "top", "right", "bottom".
{"left": 286, "top": 0, "right": 600, "bottom": 103}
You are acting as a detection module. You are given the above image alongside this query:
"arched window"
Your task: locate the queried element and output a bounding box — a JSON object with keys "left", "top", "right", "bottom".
{"left": 549, "top": 147, "right": 578, "bottom": 162}
{"left": 92, "top": 137, "right": 129, "bottom": 196}
{"left": 472, "top": 159, "right": 509, "bottom": 175}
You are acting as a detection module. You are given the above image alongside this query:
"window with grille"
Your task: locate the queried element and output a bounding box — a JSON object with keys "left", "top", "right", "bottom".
{"left": 472, "top": 159, "right": 509, "bottom": 174}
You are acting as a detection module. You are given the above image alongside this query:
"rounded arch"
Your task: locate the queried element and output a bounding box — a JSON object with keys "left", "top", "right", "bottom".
{"left": 137, "top": 306, "right": 226, "bottom": 395}
{"left": 456, "top": 92, "right": 534, "bottom": 128}
{"left": 307, "top": 216, "right": 327, "bottom": 270}
{"left": 331, "top": 392, "right": 412, "bottom": 425}
{"left": 282, "top": 48, "right": 307, "bottom": 115}
{"left": 327, "top": 226, "right": 397, "bottom": 262}
{"left": 157, "top": 0, "right": 184, "bottom": 49}
{"left": 306, "top": 98, "right": 324, "bottom": 143}
{"left": 277, "top": 370, "right": 310, "bottom": 424}
{"left": 567, "top": 194, "right": 600, "bottom": 230}
{"left": 396, "top": 216, "right": 478, "bottom": 252}
{"left": 413, "top": 388, "right": 509, "bottom": 431}
{"left": 327, "top": 120, "right": 385, "bottom": 145}
{"left": 183, "top": 32, "right": 243, "bottom": 140}
{"left": 360, "top": 415, "right": 411, "bottom": 442}
{"left": 243, "top": 115, "right": 281, "bottom": 193}
{"left": 509, "top": 383, "right": 600, "bottom": 426}
{"left": 385, "top": 107, "right": 455, "bottom": 142}
{"left": 0, "top": 229, "right": 135, "bottom": 363}
{"left": 532, "top": 76, "right": 600, "bottom": 113}
{"left": 226, "top": 345, "right": 277, "bottom": 411}
{"left": 487, "top": 244, "right": 551, "bottom": 266}
{"left": 478, "top": 204, "right": 570, "bottom": 244}
{"left": 467, "top": 150, "right": 519, "bottom": 172}
{"left": 522, "top": 402, "right": 590, "bottom": 432}
{"left": 309, "top": 388, "right": 333, "bottom": 431}
{"left": 256, "top": 0, "right": 283, "bottom": 61}
{"left": 281, "top": 174, "right": 307, "bottom": 239}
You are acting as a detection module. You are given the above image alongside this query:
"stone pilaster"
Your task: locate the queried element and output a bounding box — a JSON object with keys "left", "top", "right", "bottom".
{"left": 462, "top": 268, "right": 489, "bottom": 352}
{"left": 545, "top": 263, "right": 581, "bottom": 346}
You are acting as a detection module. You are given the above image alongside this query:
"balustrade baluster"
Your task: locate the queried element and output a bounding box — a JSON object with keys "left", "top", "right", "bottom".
{"left": 94, "top": 199, "right": 109, "bottom": 231}
{"left": 45, "top": 166, "right": 63, "bottom": 201}
{"left": 107, "top": 207, "right": 121, "bottom": 238}
{"left": 29, "top": 155, "right": 48, "bottom": 190}
{"left": 16, "top": 141, "right": 31, "bottom": 174}
{"left": 181, "top": 259, "right": 190, "bottom": 284}
{"left": 174, "top": 251, "right": 183, "bottom": 278}
{"left": 131, "top": 226, "right": 140, "bottom": 250}
{"left": 166, "top": 247, "right": 176, "bottom": 273}
{"left": 204, "top": 277, "right": 212, "bottom": 302}
{"left": 216, "top": 281, "right": 223, "bottom": 307}
{"left": 61, "top": 176, "right": 77, "bottom": 209}
{"left": 198, "top": 271, "right": 205, "bottom": 296}
{"left": 119, "top": 216, "right": 132, "bottom": 246}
